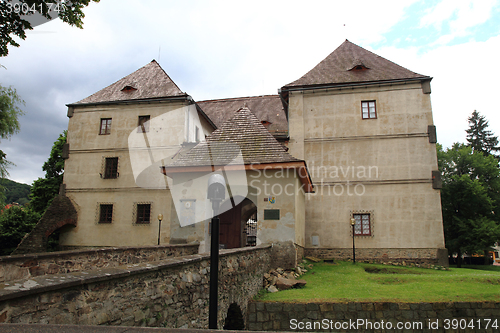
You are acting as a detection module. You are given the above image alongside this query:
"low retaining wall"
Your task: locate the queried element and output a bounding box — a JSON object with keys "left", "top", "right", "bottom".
{"left": 0, "top": 244, "right": 199, "bottom": 284}
{"left": 304, "top": 248, "right": 449, "bottom": 267}
{"left": 0, "top": 245, "right": 271, "bottom": 329}
{"left": 248, "top": 301, "right": 500, "bottom": 332}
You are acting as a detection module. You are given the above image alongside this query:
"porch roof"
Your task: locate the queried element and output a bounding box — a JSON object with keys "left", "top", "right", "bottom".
{"left": 161, "top": 107, "right": 314, "bottom": 193}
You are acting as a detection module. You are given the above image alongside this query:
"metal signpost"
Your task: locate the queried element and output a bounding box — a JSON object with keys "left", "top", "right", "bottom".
{"left": 207, "top": 174, "right": 226, "bottom": 329}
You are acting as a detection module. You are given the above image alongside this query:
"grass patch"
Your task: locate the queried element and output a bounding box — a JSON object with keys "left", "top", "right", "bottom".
{"left": 256, "top": 261, "right": 500, "bottom": 303}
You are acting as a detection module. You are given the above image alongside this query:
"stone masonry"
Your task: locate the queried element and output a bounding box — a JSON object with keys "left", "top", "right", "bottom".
{"left": 0, "top": 244, "right": 198, "bottom": 284}
{"left": 305, "top": 248, "right": 449, "bottom": 267}
{"left": 0, "top": 245, "right": 271, "bottom": 329}
{"left": 248, "top": 301, "right": 500, "bottom": 333}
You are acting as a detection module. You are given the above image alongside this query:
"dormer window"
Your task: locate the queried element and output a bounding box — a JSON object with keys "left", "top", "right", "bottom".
{"left": 261, "top": 120, "right": 272, "bottom": 127}
{"left": 349, "top": 59, "right": 369, "bottom": 71}
{"left": 121, "top": 85, "right": 137, "bottom": 92}
{"left": 350, "top": 64, "right": 369, "bottom": 71}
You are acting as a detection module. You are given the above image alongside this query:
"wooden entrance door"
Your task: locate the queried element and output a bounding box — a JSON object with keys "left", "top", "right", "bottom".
{"left": 219, "top": 201, "right": 242, "bottom": 249}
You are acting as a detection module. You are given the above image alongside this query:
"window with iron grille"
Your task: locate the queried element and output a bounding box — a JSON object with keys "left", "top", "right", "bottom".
{"left": 138, "top": 115, "right": 150, "bottom": 133}
{"left": 353, "top": 213, "right": 371, "bottom": 236}
{"left": 99, "top": 204, "right": 113, "bottom": 223}
{"left": 361, "top": 101, "right": 377, "bottom": 119}
{"left": 100, "top": 118, "right": 112, "bottom": 135}
{"left": 104, "top": 157, "right": 118, "bottom": 179}
{"left": 136, "top": 203, "right": 151, "bottom": 224}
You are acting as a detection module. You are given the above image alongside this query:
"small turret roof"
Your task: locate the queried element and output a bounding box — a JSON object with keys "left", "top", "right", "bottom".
{"left": 284, "top": 40, "right": 429, "bottom": 88}
{"left": 74, "top": 60, "right": 185, "bottom": 105}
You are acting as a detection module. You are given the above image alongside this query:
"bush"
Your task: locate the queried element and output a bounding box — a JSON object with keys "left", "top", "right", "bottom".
{"left": 0, "top": 206, "right": 40, "bottom": 255}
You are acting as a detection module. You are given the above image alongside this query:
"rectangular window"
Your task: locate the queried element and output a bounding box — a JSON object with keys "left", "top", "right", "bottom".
{"left": 100, "top": 118, "right": 112, "bottom": 135}
{"left": 195, "top": 126, "right": 200, "bottom": 143}
{"left": 104, "top": 157, "right": 118, "bottom": 179}
{"left": 136, "top": 204, "right": 151, "bottom": 224}
{"left": 99, "top": 204, "right": 113, "bottom": 223}
{"left": 361, "top": 101, "right": 377, "bottom": 119}
{"left": 138, "top": 115, "right": 150, "bottom": 133}
{"left": 353, "top": 213, "right": 371, "bottom": 236}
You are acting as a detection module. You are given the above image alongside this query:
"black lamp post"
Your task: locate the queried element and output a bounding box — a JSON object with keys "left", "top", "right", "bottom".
{"left": 350, "top": 218, "right": 356, "bottom": 264}
{"left": 157, "top": 214, "right": 163, "bottom": 245}
{"left": 207, "top": 174, "right": 226, "bottom": 329}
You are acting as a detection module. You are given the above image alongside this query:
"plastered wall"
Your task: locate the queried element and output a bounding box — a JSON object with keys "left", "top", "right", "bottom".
{"left": 61, "top": 101, "right": 213, "bottom": 247}
{"left": 288, "top": 82, "right": 445, "bottom": 252}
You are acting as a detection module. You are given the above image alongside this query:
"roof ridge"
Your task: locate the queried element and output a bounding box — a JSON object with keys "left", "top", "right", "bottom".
{"left": 197, "top": 94, "right": 279, "bottom": 104}
{"left": 151, "top": 59, "right": 185, "bottom": 95}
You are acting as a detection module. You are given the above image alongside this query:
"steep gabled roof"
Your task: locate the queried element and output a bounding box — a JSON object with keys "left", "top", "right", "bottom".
{"left": 197, "top": 95, "right": 288, "bottom": 137}
{"left": 170, "top": 107, "right": 299, "bottom": 167}
{"left": 73, "top": 60, "right": 186, "bottom": 105}
{"left": 284, "top": 40, "right": 430, "bottom": 88}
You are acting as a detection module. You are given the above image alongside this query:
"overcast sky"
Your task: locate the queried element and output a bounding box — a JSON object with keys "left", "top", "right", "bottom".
{"left": 1, "top": 0, "right": 499, "bottom": 185}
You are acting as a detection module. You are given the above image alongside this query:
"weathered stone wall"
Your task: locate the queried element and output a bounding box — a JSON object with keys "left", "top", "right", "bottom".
{"left": 0, "top": 244, "right": 198, "bottom": 284}
{"left": 269, "top": 241, "right": 300, "bottom": 270}
{"left": 0, "top": 245, "right": 271, "bottom": 329}
{"left": 304, "top": 247, "right": 448, "bottom": 267}
{"left": 296, "top": 244, "right": 305, "bottom": 263}
{"left": 248, "top": 301, "right": 500, "bottom": 332}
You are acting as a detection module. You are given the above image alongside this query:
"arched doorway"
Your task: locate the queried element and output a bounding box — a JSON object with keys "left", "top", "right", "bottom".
{"left": 218, "top": 196, "right": 256, "bottom": 249}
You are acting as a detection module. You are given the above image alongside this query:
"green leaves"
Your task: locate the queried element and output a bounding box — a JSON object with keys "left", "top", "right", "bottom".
{"left": 29, "top": 131, "right": 66, "bottom": 214}
{"left": 466, "top": 110, "right": 500, "bottom": 157}
{"left": 0, "top": 84, "right": 24, "bottom": 178}
{"left": 0, "top": 206, "right": 40, "bottom": 255}
{"left": 42, "top": 130, "right": 66, "bottom": 178}
{"left": 439, "top": 139, "right": 500, "bottom": 261}
{"left": 0, "top": 0, "right": 100, "bottom": 57}
{"left": 0, "top": 85, "right": 24, "bottom": 140}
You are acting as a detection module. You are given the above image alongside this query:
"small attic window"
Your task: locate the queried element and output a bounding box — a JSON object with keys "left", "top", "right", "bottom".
{"left": 261, "top": 120, "right": 272, "bottom": 127}
{"left": 349, "top": 59, "right": 369, "bottom": 71}
{"left": 350, "top": 64, "right": 369, "bottom": 71}
{"left": 121, "top": 85, "right": 137, "bottom": 92}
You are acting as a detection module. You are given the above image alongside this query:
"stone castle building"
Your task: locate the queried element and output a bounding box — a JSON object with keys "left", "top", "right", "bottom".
{"left": 57, "top": 40, "right": 446, "bottom": 264}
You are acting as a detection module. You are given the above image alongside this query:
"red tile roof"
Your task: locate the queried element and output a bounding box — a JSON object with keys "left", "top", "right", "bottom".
{"left": 74, "top": 60, "right": 186, "bottom": 104}
{"left": 197, "top": 95, "right": 288, "bottom": 137}
{"left": 284, "top": 40, "right": 430, "bottom": 88}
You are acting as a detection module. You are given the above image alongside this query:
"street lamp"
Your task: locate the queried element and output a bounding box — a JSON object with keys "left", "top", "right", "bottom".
{"left": 207, "top": 174, "right": 226, "bottom": 329}
{"left": 157, "top": 214, "right": 163, "bottom": 245}
{"left": 350, "top": 218, "right": 356, "bottom": 264}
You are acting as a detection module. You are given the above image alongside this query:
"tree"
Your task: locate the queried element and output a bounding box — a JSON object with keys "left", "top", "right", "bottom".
{"left": 0, "top": 205, "right": 40, "bottom": 255}
{"left": 466, "top": 110, "right": 500, "bottom": 157}
{"left": 0, "top": 84, "right": 24, "bottom": 178}
{"left": 29, "top": 130, "right": 66, "bottom": 214}
{"left": 0, "top": 0, "right": 100, "bottom": 57}
{"left": 438, "top": 143, "right": 500, "bottom": 267}
{"left": 0, "top": 178, "right": 31, "bottom": 205}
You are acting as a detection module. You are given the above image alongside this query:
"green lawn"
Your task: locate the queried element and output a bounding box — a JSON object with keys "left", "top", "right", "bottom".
{"left": 257, "top": 261, "right": 500, "bottom": 303}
